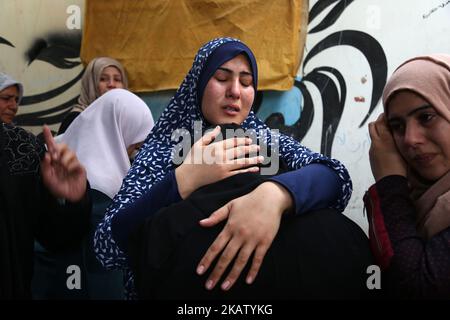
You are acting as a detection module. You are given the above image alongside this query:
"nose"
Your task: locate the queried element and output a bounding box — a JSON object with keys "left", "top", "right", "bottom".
{"left": 403, "top": 122, "right": 425, "bottom": 148}
{"left": 7, "top": 97, "right": 18, "bottom": 110}
{"left": 227, "top": 78, "right": 241, "bottom": 99}
{"left": 107, "top": 79, "right": 116, "bottom": 88}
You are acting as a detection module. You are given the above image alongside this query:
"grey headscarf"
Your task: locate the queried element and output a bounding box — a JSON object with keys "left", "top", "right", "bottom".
{"left": 71, "top": 57, "right": 128, "bottom": 113}
{"left": 0, "top": 73, "right": 23, "bottom": 104}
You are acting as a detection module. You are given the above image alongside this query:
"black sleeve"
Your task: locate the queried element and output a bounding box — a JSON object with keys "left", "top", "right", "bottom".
{"left": 57, "top": 111, "right": 80, "bottom": 135}
{"left": 35, "top": 181, "right": 92, "bottom": 253}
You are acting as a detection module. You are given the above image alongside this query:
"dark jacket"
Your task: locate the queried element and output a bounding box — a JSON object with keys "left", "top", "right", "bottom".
{"left": 364, "top": 175, "right": 450, "bottom": 298}
{"left": 0, "top": 123, "right": 91, "bottom": 299}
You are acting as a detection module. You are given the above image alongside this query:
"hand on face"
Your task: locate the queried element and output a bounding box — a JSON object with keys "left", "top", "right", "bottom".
{"left": 386, "top": 91, "right": 450, "bottom": 181}
{"left": 40, "top": 125, "right": 87, "bottom": 202}
{"left": 368, "top": 113, "right": 407, "bottom": 181}
{"left": 195, "top": 181, "right": 293, "bottom": 291}
{"left": 175, "top": 125, "right": 264, "bottom": 199}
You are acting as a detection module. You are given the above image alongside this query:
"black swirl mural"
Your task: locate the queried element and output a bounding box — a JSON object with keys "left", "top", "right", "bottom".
{"left": 1, "top": 32, "right": 83, "bottom": 126}
{"left": 1, "top": 0, "right": 387, "bottom": 146}
{"left": 263, "top": 0, "right": 388, "bottom": 156}
{"left": 0, "top": 36, "right": 14, "bottom": 48}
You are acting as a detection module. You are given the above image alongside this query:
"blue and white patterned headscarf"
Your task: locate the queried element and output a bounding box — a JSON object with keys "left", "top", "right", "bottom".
{"left": 95, "top": 37, "right": 352, "bottom": 299}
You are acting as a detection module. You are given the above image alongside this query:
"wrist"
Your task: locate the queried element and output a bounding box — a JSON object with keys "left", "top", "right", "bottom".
{"left": 175, "top": 165, "right": 194, "bottom": 199}
{"left": 375, "top": 169, "right": 407, "bottom": 182}
{"left": 259, "top": 182, "right": 293, "bottom": 214}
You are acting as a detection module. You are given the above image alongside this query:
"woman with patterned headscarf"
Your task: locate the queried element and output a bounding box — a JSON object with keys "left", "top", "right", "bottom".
{"left": 94, "top": 38, "right": 358, "bottom": 299}
{"left": 366, "top": 54, "right": 450, "bottom": 298}
{"left": 58, "top": 57, "right": 128, "bottom": 134}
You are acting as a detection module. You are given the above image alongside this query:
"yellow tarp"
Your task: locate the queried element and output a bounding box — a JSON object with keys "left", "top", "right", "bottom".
{"left": 81, "top": 0, "right": 307, "bottom": 92}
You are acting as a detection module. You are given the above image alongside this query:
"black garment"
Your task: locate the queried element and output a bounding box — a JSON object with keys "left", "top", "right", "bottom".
{"left": 57, "top": 111, "right": 80, "bottom": 135}
{"left": 128, "top": 172, "right": 373, "bottom": 300}
{"left": 0, "top": 123, "right": 91, "bottom": 299}
{"left": 365, "top": 175, "right": 450, "bottom": 298}
{"left": 32, "top": 190, "right": 124, "bottom": 300}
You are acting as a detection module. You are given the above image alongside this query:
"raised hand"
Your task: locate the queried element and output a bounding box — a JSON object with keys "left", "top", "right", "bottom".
{"left": 368, "top": 113, "right": 407, "bottom": 181}
{"left": 175, "top": 125, "right": 264, "bottom": 199}
{"left": 196, "top": 181, "right": 293, "bottom": 291}
{"left": 40, "top": 125, "right": 87, "bottom": 202}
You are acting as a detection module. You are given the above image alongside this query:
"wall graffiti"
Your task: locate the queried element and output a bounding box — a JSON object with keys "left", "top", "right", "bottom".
{"left": 2, "top": 0, "right": 450, "bottom": 229}
{"left": 14, "top": 32, "right": 83, "bottom": 126}
{"left": 0, "top": 0, "right": 84, "bottom": 133}
{"left": 259, "top": 0, "right": 387, "bottom": 156}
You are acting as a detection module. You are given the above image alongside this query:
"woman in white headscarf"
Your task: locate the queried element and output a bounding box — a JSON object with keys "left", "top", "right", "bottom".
{"left": 33, "top": 88, "right": 154, "bottom": 299}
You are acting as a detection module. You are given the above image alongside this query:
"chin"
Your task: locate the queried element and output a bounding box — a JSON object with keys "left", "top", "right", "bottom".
{"left": 418, "top": 168, "right": 449, "bottom": 182}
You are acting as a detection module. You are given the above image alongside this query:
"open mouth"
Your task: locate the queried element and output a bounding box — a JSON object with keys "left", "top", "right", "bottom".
{"left": 222, "top": 105, "right": 240, "bottom": 115}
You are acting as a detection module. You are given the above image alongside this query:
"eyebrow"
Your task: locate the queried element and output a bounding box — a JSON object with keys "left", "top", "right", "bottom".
{"left": 217, "top": 67, "right": 252, "bottom": 77}
{"left": 388, "top": 104, "right": 433, "bottom": 121}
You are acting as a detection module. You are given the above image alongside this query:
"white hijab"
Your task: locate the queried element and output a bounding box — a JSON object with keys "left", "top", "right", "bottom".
{"left": 57, "top": 88, "right": 154, "bottom": 199}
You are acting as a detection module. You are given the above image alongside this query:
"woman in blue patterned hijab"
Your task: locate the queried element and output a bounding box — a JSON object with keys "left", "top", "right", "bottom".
{"left": 95, "top": 37, "right": 353, "bottom": 299}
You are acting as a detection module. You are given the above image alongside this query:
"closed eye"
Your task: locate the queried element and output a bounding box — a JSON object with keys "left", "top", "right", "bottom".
{"left": 388, "top": 120, "right": 404, "bottom": 134}
{"left": 240, "top": 77, "right": 253, "bottom": 87}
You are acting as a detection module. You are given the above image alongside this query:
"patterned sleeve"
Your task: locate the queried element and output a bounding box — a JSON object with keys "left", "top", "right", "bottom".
{"left": 94, "top": 145, "right": 172, "bottom": 270}
{"left": 278, "top": 135, "right": 353, "bottom": 212}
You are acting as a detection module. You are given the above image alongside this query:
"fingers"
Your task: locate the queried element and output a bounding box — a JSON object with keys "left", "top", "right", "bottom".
{"left": 196, "top": 229, "right": 230, "bottom": 279}
{"left": 376, "top": 115, "right": 392, "bottom": 139}
{"left": 50, "top": 143, "right": 68, "bottom": 164}
{"left": 224, "top": 144, "right": 260, "bottom": 161}
{"left": 51, "top": 143, "right": 84, "bottom": 174}
{"left": 229, "top": 155, "right": 264, "bottom": 169}
{"left": 197, "top": 204, "right": 232, "bottom": 285}
{"left": 198, "top": 233, "right": 268, "bottom": 291}
{"left": 370, "top": 113, "right": 394, "bottom": 143}
{"left": 40, "top": 153, "right": 52, "bottom": 172}
{"left": 222, "top": 136, "right": 253, "bottom": 150}
{"left": 231, "top": 166, "right": 260, "bottom": 175}
{"left": 369, "top": 113, "right": 386, "bottom": 140}
{"left": 200, "top": 125, "right": 221, "bottom": 146}
{"left": 199, "top": 203, "right": 231, "bottom": 227}
{"left": 58, "top": 144, "right": 75, "bottom": 165}
{"left": 220, "top": 243, "right": 254, "bottom": 290}
{"left": 43, "top": 125, "right": 57, "bottom": 160}
{"left": 204, "top": 236, "right": 241, "bottom": 290}
{"left": 368, "top": 121, "right": 377, "bottom": 140}
{"left": 245, "top": 245, "right": 268, "bottom": 284}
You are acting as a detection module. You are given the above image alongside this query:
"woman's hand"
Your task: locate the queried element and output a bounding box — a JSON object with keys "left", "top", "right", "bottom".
{"left": 196, "top": 181, "right": 293, "bottom": 291}
{"left": 368, "top": 113, "right": 407, "bottom": 181}
{"left": 40, "top": 125, "right": 87, "bottom": 202}
{"left": 175, "top": 126, "right": 263, "bottom": 199}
